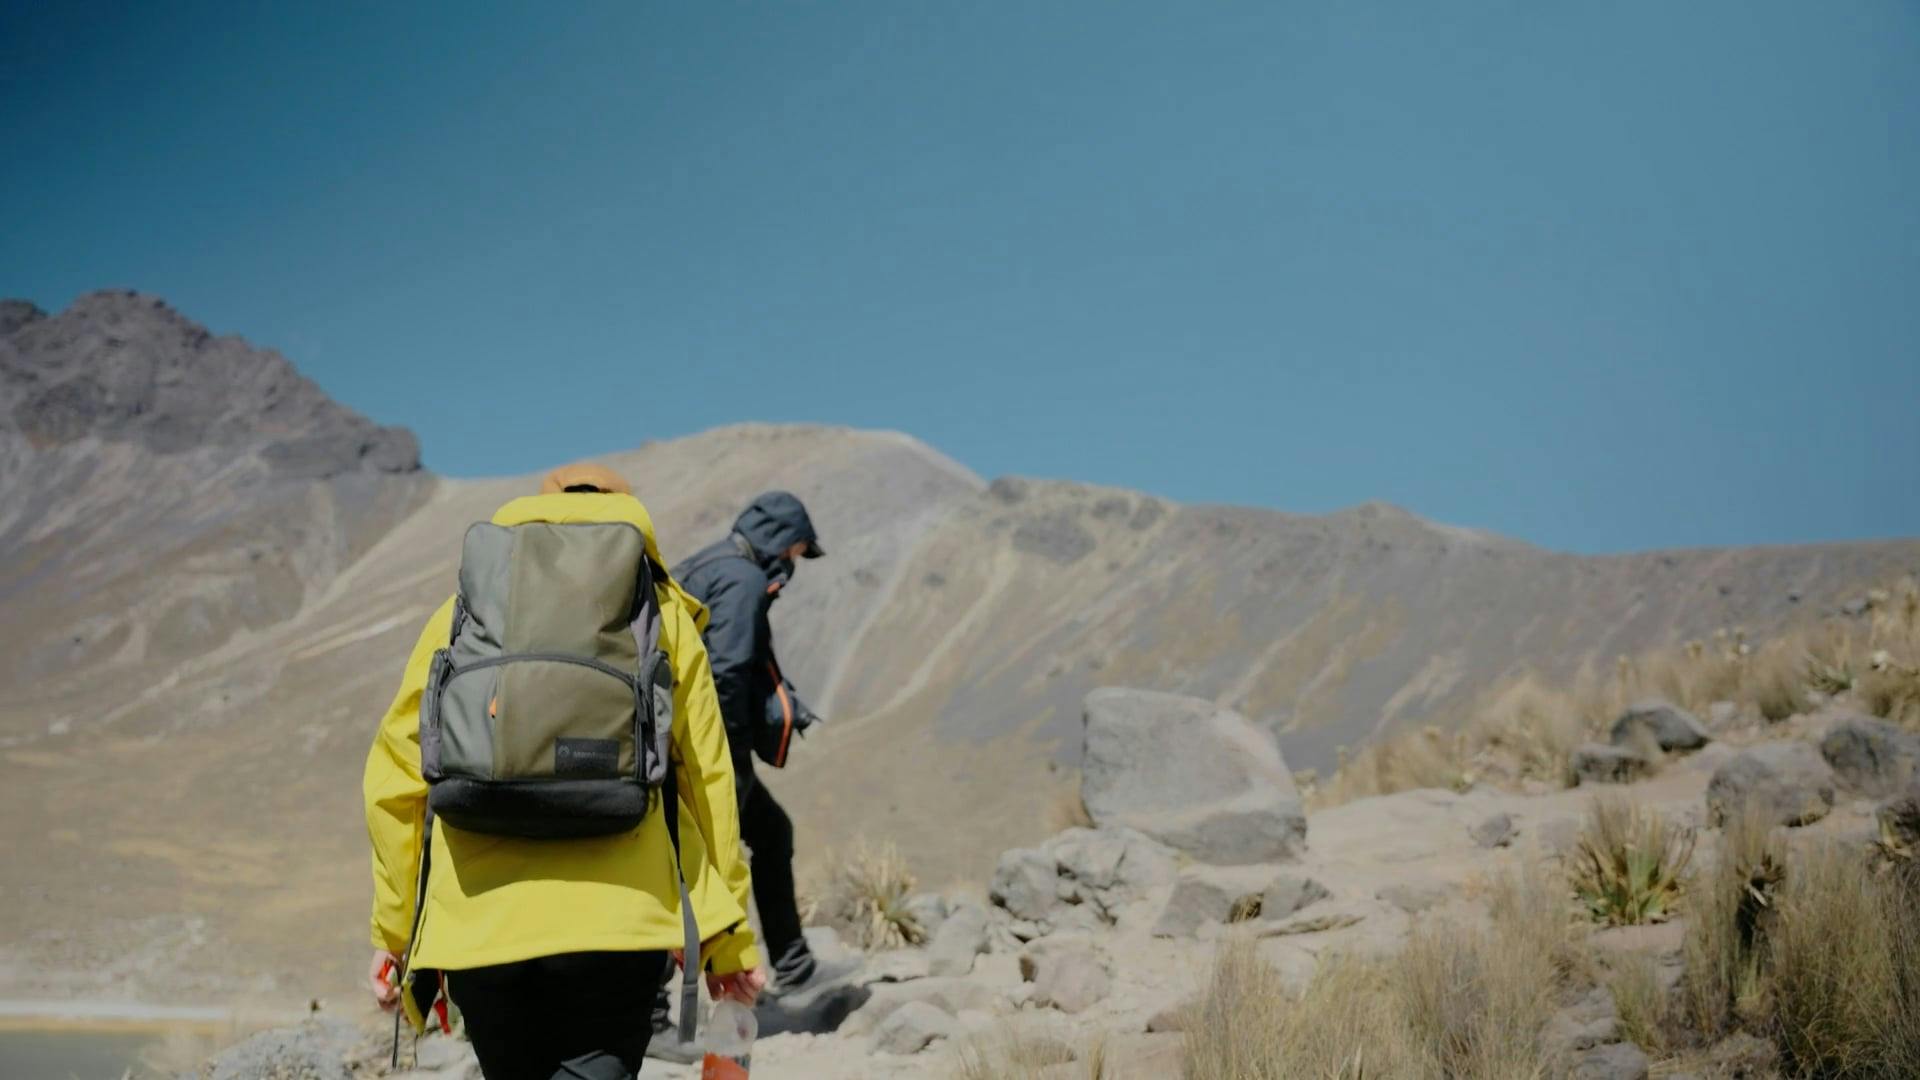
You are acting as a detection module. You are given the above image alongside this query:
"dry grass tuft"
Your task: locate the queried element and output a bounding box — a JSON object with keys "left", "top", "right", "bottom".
{"left": 1183, "top": 943, "right": 1421, "bottom": 1079}
{"left": 1183, "top": 864, "right": 1580, "bottom": 1080}
{"left": 1769, "top": 850, "right": 1920, "bottom": 1077}
{"left": 954, "top": 1029, "right": 1093, "bottom": 1080}
{"left": 1568, "top": 797, "right": 1694, "bottom": 927}
{"left": 1683, "top": 810, "right": 1785, "bottom": 1038}
{"left": 1318, "top": 576, "right": 1920, "bottom": 807}
{"left": 1603, "top": 953, "right": 1673, "bottom": 1057}
{"left": 810, "top": 838, "right": 925, "bottom": 950}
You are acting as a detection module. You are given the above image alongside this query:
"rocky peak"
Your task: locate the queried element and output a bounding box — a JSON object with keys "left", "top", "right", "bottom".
{"left": 0, "top": 289, "right": 420, "bottom": 476}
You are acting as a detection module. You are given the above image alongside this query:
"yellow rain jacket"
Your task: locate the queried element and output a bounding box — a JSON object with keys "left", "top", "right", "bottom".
{"left": 363, "top": 492, "right": 760, "bottom": 976}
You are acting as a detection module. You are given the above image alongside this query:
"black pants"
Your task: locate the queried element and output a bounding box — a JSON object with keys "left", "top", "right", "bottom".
{"left": 449, "top": 951, "right": 669, "bottom": 1080}
{"left": 738, "top": 768, "right": 805, "bottom": 967}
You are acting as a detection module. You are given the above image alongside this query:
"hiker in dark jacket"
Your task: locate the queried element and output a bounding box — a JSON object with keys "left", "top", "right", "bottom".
{"left": 651, "top": 492, "right": 826, "bottom": 1049}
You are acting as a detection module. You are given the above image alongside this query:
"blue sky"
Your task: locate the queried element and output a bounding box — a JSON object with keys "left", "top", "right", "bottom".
{"left": 3, "top": 2, "right": 1916, "bottom": 554}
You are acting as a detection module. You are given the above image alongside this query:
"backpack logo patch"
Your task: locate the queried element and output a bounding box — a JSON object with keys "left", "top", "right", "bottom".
{"left": 554, "top": 737, "right": 619, "bottom": 776}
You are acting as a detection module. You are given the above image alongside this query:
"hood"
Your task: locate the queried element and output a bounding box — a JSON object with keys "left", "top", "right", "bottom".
{"left": 732, "top": 491, "right": 825, "bottom": 564}
{"left": 490, "top": 492, "right": 709, "bottom": 629}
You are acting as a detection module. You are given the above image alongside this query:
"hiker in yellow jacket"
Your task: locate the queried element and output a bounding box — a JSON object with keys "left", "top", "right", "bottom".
{"left": 363, "top": 464, "right": 766, "bottom": 1078}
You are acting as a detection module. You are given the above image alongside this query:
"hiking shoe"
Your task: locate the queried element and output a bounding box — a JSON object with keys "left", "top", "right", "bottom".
{"left": 765, "top": 940, "right": 860, "bottom": 999}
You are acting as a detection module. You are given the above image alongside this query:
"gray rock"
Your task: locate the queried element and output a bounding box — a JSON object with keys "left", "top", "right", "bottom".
{"left": 901, "top": 892, "right": 950, "bottom": 939}
{"left": 1261, "top": 873, "right": 1331, "bottom": 920}
{"left": 1027, "top": 947, "right": 1111, "bottom": 1014}
{"left": 1707, "top": 741, "right": 1837, "bottom": 827}
{"left": 1707, "top": 700, "right": 1740, "bottom": 729}
{"left": 1819, "top": 714, "right": 1920, "bottom": 796}
{"left": 1706, "top": 1031, "right": 1779, "bottom": 1073}
{"left": 874, "top": 1000, "right": 954, "bottom": 1054}
{"left": 1470, "top": 812, "right": 1515, "bottom": 848}
{"left": 1152, "top": 873, "right": 1241, "bottom": 938}
{"left": 863, "top": 948, "right": 933, "bottom": 983}
{"left": 990, "top": 847, "right": 1060, "bottom": 921}
{"left": 1573, "top": 743, "right": 1651, "bottom": 785}
{"left": 928, "top": 900, "right": 990, "bottom": 976}
{"left": 207, "top": 1018, "right": 359, "bottom": 1080}
{"left": 1878, "top": 786, "right": 1920, "bottom": 854}
{"left": 1377, "top": 879, "right": 1454, "bottom": 914}
{"left": 1081, "top": 688, "right": 1306, "bottom": 863}
{"left": 1145, "top": 997, "right": 1199, "bottom": 1033}
{"left": 1544, "top": 987, "right": 1620, "bottom": 1057}
{"left": 845, "top": 977, "right": 1002, "bottom": 1036}
{"left": 1610, "top": 699, "right": 1712, "bottom": 753}
{"left": 1569, "top": 1043, "right": 1651, "bottom": 1080}
{"left": 1048, "top": 826, "right": 1178, "bottom": 897}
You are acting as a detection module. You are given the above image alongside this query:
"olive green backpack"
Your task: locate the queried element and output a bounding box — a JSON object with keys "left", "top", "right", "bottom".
{"left": 421, "top": 520, "right": 675, "bottom": 837}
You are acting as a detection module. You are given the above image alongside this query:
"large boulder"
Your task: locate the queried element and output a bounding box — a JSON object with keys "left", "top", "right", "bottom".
{"left": 1819, "top": 714, "right": 1920, "bottom": 797}
{"left": 1081, "top": 688, "right": 1305, "bottom": 863}
{"left": 1610, "top": 700, "right": 1712, "bottom": 753}
{"left": 1706, "top": 742, "right": 1837, "bottom": 827}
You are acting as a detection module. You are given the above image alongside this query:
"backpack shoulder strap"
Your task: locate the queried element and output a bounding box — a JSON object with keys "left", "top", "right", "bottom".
{"left": 634, "top": 552, "right": 702, "bottom": 1044}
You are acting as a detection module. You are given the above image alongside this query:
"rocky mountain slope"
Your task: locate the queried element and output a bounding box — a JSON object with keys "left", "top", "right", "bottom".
{"left": 201, "top": 689, "right": 1920, "bottom": 1080}
{"left": 2, "top": 293, "right": 1917, "bottom": 1013}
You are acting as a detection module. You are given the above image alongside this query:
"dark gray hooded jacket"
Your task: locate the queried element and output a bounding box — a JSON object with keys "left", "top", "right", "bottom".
{"left": 672, "top": 492, "right": 823, "bottom": 768}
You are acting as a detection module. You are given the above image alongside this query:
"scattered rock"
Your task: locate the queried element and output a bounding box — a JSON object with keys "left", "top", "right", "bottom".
{"left": 1046, "top": 826, "right": 1178, "bottom": 917}
{"left": 1573, "top": 743, "right": 1651, "bottom": 785}
{"left": 1589, "top": 920, "right": 1686, "bottom": 961}
{"left": 1151, "top": 871, "right": 1244, "bottom": 938}
{"left": 990, "top": 827, "right": 1179, "bottom": 932}
{"left": 1819, "top": 714, "right": 1920, "bottom": 796}
{"left": 1611, "top": 699, "right": 1712, "bottom": 753}
{"left": 1569, "top": 1042, "right": 1651, "bottom": 1080}
{"left": 1026, "top": 947, "right": 1111, "bottom": 1014}
{"left": 207, "top": 1018, "right": 358, "bottom": 1080}
{"left": 1081, "top": 688, "right": 1307, "bottom": 863}
{"left": 874, "top": 1000, "right": 954, "bottom": 1054}
{"left": 1470, "top": 812, "right": 1515, "bottom": 848}
{"left": 1376, "top": 879, "right": 1455, "bottom": 914}
{"left": 1706, "top": 1031, "right": 1780, "bottom": 1074}
{"left": 991, "top": 847, "right": 1060, "bottom": 921}
{"left": 1090, "top": 1032, "right": 1186, "bottom": 1079}
{"left": 844, "top": 977, "right": 1003, "bottom": 1036}
{"left": 928, "top": 900, "right": 990, "bottom": 977}
{"left": 1877, "top": 786, "right": 1920, "bottom": 855}
{"left": 1708, "top": 700, "right": 1740, "bottom": 729}
{"left": 863, "top": 948, "right": 933, "bottom": 983}
{"left": 1257, "top": 902, "right": 1368, "bottom": 937}
{"left": 1145, "top": 997, "right": 1199, "bottom": 1033}
{"left": 1707, "top": 741, "right": 1837, "bottom": 827}
{"left": 406, "top": 1036, "right": 480, "bottom": 1076}
{"left": 901, "top": 892, "right": 950, "bottom": 939}
{"left": 1544, "top": 986, "right": 1621, "bottom": 1057}
{"left": 1260, "top": 872, "right": 1331, "bottom": 920}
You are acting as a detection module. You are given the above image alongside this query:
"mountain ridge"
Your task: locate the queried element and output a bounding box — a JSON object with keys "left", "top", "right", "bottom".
{"left": 3, "top": 293, "right": 1918, "bottom": 1010}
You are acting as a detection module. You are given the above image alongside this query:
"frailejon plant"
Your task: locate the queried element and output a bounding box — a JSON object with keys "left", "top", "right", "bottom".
{"left": 1569, "top": 797, "right": 1695, "bottom": 927}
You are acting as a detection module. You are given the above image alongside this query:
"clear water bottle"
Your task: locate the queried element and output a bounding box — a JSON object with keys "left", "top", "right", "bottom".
{"left": 701, "top": 997, "right": 755, "bottom": 1079}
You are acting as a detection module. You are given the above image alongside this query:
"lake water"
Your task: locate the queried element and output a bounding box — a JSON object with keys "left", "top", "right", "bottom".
{"left": 0, "top": 1028, "right": 163, "bottom": 1079}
